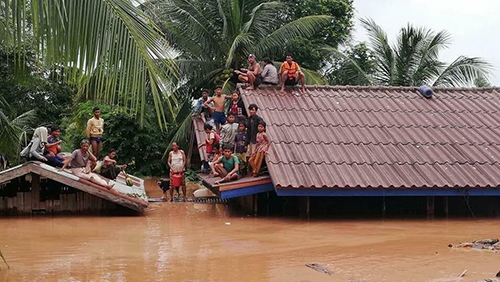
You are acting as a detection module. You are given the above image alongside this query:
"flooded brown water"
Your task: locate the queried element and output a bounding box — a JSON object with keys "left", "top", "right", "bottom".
{"left": 0, "top": 182, "right": 499, "bottom": 281}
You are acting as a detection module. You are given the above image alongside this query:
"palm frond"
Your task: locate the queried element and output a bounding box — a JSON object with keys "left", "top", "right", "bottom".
{"left": 324, "top": 46, "right": 373, "bottom": 85}
{"left": 432, "top": 56, "right": 493, "bottom": 87}
{"left": 242, "top": 1, "right": 281, "bottom": 38}
{"left": 360, "top": 18, "right": 395, "bottom": 85}
{"left": 225, "top": 33, "right": 254, "bottom": 68}
{"left": 4, "top": 0, "right": 179, "bottom": 128}
{"left": 254, "top": 15, "right": 333, "bottom": 58}
{"left": 162, "top": 106, "right": 193, "bottom": 161}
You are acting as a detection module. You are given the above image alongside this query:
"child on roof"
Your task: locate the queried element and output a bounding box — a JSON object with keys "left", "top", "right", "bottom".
{"left": 220, "top": 113, "right": 239, "bottom": 151}
{"left": 198, "top": 124, "right": 220, "bottom": 173}
{"left": 204, "top": 85, "right": 232, "bottom": 132}
{"left": 248, "top": 121, "right": 270, "bottom": 177}
{"left": 226, "top": 91, "right": 247, "bottom": 122}
{"left": 234, "top": 122, "right": 248, "bottom": 175}
{"left": 211, "top": 145, "right": 240, "bottom": 185}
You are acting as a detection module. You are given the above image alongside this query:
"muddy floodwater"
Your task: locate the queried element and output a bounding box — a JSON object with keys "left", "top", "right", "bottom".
{"left": 0, "top": 183, "right": 499, "bottom": 282}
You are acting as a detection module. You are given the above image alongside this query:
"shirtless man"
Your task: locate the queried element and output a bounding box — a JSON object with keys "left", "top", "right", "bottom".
{"left": 234, "top": 54, "right": 262, "bottom": 90}
{"left": 204, "top": 85, "right": 232, "bottom": 131}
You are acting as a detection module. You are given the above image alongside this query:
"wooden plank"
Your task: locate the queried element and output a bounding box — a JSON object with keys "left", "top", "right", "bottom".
{"left": 76, "top": 192, "right": 84, "bottom": 212}
{"left": 186, "top": 127, "right": 195, "bottom": 167}
{"left": 0, "top": 196, "right": 5, "bottom": 211}
{"left": 67, "top": 194, "right": 76, "bottom": 212}
{"left": 16, "top": 192, "right": 24, "bottom": 213}
{"left": 24, "top": 192, "right": 31, "bottom": 213}
{"left": 60, "top": 194, "right": 67, "bottom": 211}
{"left": 6, "top": 197, "right": 14, "bottom": 210}
{"left": 427, "top": 196, "right": 435, "bottom": 219}
{"left": 0, "top": 163, "right": 32, "bottom": 184}
{"left": 84, "top": 193, "right": 92, "bottom": 211}
{"left": 31, "top": 173, "right": 41, "bottom": 210}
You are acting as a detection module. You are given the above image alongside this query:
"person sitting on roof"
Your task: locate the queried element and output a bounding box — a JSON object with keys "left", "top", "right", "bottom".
{"left": 248, "top": 121, "right": 271, "bottom": 177}
{"left": 44, "top": 125, "right": 65, "bottom": 167}
{"left": 21, "top": 126, "right": 49, "bottom": 163}
{"left": 61, "top": 140, "right": 114, "bottom": 189}
{"left": 234, "top": 54, "right": 262, "bottom": 90}
{"left": 261, "top": 58, "right": 279, "bottom": 85}
{"left": 203, "top": 85, "right": 231, "bottom": 132}
{"left": 279, "top": 53, "right": 306, "bottom": 92}
{"left": 99, "top": 148, "right": 127, "bottom": 180}
{"left": 226, "top": 91, "right": 247, "bottom": 123}
{"left": 211, "top": 145, "right": 240, "bottom": 185}
{"left": 193, "top": 89, "right": 214, "bottom": 125}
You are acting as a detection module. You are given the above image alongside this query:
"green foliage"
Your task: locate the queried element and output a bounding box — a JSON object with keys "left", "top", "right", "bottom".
{"left": 1, "top": 0, "right": 179, "bottom": 128}
{"left": 148, "top": 0, "right": 332, "bottom": 94}
{"left": 0, "top": 51, "right": 74, "bottom": 129}
{"left": 352, "top": 18, "right": 492, "bottom": 87}
{"left": 280, "top": 0, "right": 354, "bottom": 70}
{"left": 326, "top": 43, "right": 375, "bottom": 85}
{"left": 61, "top": 102, "right": 171, "bottom": 177}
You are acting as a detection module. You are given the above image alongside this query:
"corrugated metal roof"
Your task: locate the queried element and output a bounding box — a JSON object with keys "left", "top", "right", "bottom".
{"left": 240, "top": 85, "right": 500, "bottom": 190}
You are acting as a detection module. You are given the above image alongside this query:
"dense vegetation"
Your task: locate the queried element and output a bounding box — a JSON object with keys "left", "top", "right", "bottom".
{"left": 0, "top": 0, "right": 493, "bottom": 176}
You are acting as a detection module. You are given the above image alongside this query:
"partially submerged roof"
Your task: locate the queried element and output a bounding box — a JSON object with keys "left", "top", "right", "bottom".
{"left": 0, "top": 162, "right": 148, "bottom": 212}
{"left": 198, "top": 173, "right": 273, "bottom": 199}
{"left": 240, "top": 85, "right": 500, "bottom": 191}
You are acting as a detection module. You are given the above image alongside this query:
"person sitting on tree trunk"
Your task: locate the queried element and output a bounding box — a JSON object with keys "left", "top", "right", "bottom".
{"left": 248, "top": 121, "right": 271, "bottom": 177}
{"left": 234, "top": 54, "right": 262, "bottom": 90}
{"left": 61, "top": 140, "right": 114, "bottom": 189}
{"left": 279, "top": 54, "right": 306, "bottom": 93}
{"left": 211, "top": 145, "right": 240, "bottom": 185}
{"left": 86, "top": 107, "right": 104, "bottom": 159}
{"left": 100, "top": 149, "right": 127, "bottom": 180}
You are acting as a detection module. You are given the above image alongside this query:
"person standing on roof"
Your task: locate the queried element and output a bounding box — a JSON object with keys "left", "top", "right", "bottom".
{"left": 86, "top": 107, "right": 104, "bottom": 159}
{"left": 204, "top": 85, "right": 231, "bottom": 132}
{"left": 246, "top": 104, "right": 264, "bottom": 169}
{"left": 279, "top": 54, "right": 306, "bottom": 92}
{"left": 234, "top": 54, "right": 262, "bottom": 90}
{"left": 193, "top": 89, "right": 214, "bottom": 125}
{"left": 220, "top": 113, "right": 239, "bottom": 151}
{"left": 261, "top": 58, "right": 279, "bottom": 85}
{"left": 249, "top": 121, "right": 271, "bottom": 177}
{"left": 226, "top": 91, "right": 247, "bottom": 123}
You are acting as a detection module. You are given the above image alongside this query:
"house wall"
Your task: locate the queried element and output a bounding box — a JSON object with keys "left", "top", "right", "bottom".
{"left": 0, "top": 174, "right": 132, "bottom": 216}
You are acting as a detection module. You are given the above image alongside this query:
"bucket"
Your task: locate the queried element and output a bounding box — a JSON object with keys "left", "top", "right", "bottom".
{"left": 171, "top": 173, "right": 183, "bottom": 187}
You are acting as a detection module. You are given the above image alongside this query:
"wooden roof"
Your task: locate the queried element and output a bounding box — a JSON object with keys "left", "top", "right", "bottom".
{"left": 0, "top": 162, "right": 148, "bottom": 212}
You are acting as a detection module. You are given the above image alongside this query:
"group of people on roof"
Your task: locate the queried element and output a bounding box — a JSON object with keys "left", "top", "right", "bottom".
{"left": 20, "top": 107, "right": 127, "bottom": 190}
{"left": 233, "top": 53, "right": 306, "bottom": 92}
{"left": 192, "top": 84, "right": 270, "bottom": 186}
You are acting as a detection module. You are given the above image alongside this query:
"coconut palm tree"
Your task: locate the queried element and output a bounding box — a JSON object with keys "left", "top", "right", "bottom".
{"left": 332, "top": 18, "right": 492, "bottom": 87}
{"left": 148, "top": 0, "right": 333, "bottom": 90}
{"left": 0, "top": 97, "right": 35, "bottom": 164}
{"left": 1, "top": 0, "right": 179, "bottom": 127}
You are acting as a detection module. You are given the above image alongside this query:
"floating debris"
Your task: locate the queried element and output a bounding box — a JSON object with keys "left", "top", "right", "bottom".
{"left": 449, "top": 238, "right": 500, "bottom": 253}
{"left": 305, "top": 263, "right": 333, "bottom": 276}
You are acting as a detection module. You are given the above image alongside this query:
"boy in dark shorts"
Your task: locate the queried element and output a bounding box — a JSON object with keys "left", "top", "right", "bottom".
{"left": 211, "top": 146, "right": 240, "bottom": 185}
{"left": 204, "top": 85, "right": 231, "bottom": 132}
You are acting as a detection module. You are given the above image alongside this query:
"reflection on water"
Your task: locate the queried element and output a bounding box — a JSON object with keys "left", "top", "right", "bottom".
{"left": 0, "top": 202, "right": 499, "bottom": 282}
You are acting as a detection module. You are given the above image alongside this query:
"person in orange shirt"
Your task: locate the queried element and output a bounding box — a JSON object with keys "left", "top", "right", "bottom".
{"left": 279, "top": 54, "right": 306, "bottom": 92}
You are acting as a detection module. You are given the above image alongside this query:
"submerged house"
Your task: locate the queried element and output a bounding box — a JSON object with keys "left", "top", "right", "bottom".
{"left": 192, "top": 85, "right": 500, "bottom": 215}
{"left": 0, "top": 162, "right": 148, "bottom": 215}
